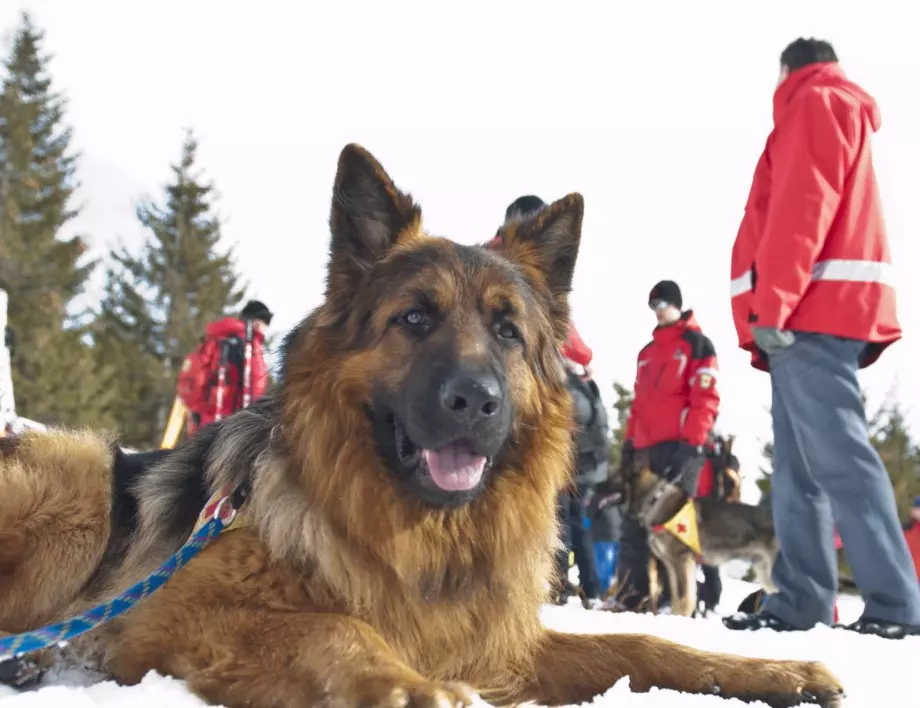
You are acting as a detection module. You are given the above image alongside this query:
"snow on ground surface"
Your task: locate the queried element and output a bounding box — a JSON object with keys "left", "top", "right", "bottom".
{"left": 1, "top": 576, "right": 915, "bottom": 707}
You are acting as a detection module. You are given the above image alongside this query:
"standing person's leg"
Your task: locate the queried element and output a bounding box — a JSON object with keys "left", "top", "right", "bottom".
{"left": 737, "top": 333, "right": 920, "bottom": 630}
{"left": 610, "top": 516, "right": 651, "bottom": 609}
{"left": 747, "top": 344, "right": 839, "bottom": 628}
{"left": 569, "top": 491, "right": 600, "bottom": 599}
{"left": 776, "top": 334, "right": 920, "bottom": 627}
{"left": 701, "top": 564, "right": 722, "bottom": 612}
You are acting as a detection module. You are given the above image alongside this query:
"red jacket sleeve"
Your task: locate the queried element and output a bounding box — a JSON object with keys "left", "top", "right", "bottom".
{"left": 751, "top": 88, "right": 855, "bottom": 329}
{"left": 681, "top": 346, "right": 720, "bottom": 447}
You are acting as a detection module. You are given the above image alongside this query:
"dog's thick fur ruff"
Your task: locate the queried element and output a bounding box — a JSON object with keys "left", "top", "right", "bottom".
{"left": 0, "top": 145, "right": 842, "bottom": 707}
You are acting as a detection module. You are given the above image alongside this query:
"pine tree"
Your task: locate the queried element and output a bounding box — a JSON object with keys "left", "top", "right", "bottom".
{"left": 608, "top": 381, "right": 634, "bottom": 471}
{"left": 0, "top": 13, "right": 112, "bottom": 428}
{"left": 868, "top": 399, "right": 920, "bottom": 523}
{"left": 94, "top": 130, "right": 245, "bottom": 448}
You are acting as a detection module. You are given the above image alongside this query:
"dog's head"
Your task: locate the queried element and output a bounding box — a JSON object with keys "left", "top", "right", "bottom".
{"left": 604, "top": 459, "right": 687, "bottom": 527}
{"left": 281, "top": 144, "right": 582, "bottom": 514}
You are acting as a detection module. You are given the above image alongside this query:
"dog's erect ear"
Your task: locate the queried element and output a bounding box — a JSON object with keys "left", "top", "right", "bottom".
{"left": 326, "top": 144, "right": 421, "bottom": 298}
{"left": 500, "top": 193, "right": 584, "bottom": 337}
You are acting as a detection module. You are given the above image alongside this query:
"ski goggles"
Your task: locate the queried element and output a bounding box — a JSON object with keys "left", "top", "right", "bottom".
{"left": 649, "top": 299, "right": 671, "bottom": 311}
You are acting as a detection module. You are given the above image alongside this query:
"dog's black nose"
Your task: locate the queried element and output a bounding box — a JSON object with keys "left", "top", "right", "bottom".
{"left": 439, "top": 370, "right": 503, "bottom": 425}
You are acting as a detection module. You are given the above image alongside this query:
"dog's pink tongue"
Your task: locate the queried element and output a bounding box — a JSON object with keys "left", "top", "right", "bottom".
{"left": 422, "top": 443, "right": 487, "bottom": 491}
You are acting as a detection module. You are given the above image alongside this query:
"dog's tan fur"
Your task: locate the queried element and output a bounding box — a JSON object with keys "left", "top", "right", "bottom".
{"left": 0, "top": 431, "right": 115, "bottom": 632}
{"left": 0, "top": 145, "right": 842, "bottom": 708}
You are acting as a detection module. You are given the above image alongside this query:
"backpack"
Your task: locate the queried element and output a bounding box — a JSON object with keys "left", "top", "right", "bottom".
{"left": 176, "top": 335, "right": 244, "bottom": 415}
{"left": 566, "top": 372, "right": 611, "bottom": 486}
{"left": 707, "top": 435, "right": 742, "bottom": 501}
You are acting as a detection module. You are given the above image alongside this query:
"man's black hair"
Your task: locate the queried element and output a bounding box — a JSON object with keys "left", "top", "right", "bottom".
{"left": 780, "top": 38, "right": 838, "bottom": 72}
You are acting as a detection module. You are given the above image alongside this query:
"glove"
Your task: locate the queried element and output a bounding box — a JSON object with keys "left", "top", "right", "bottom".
{"left": 666, "top": 441, "right": 705, "bottom": 489}
{"left": 752, "top": 326, "right": 795, "bottom": 356}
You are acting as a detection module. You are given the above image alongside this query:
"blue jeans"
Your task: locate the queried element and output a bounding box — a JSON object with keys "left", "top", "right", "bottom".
{"left": 762, "top": 332, "right": 920, "bottom": 628}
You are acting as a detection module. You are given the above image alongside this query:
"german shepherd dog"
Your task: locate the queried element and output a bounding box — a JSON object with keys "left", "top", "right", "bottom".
{"left": 0, "top": 144, "right": 842, "bottom": 707}
{"left": 603, "top": 451, "right": 778, "bottom": 617}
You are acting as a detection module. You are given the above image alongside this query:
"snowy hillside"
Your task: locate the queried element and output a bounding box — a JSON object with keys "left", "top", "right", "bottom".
{"left": 1, "top": 575, "right": 913, "bottom": 707}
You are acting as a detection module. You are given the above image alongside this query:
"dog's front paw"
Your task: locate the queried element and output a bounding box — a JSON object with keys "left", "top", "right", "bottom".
{"left": 712, "top": 658, "right": 844, "bottom": 708}
{"left": 0, "top": 654, "right": 49, "bottom": 689}
{"left": 352, "top": 676, "right": 479, "bottom": 708}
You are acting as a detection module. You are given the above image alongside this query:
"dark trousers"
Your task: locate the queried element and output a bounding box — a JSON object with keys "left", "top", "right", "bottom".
{"left": 556, "top": 488, "right": 601, "bottom": 599}
{"left": 614, "top": 515, "right": 669, "bottom": 609}
{"left": 699, "top": 564, "right": 722, "bottom": 611}
{"left": 762, "top": 333, "right": 920, "bottom": 628}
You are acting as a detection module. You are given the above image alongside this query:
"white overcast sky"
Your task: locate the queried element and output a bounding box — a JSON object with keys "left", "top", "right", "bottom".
{"left": 2, "top": 0, "right": 918, "bottom": 501}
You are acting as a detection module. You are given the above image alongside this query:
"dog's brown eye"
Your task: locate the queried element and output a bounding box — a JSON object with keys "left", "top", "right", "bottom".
{"left": 495, "top": 321, "right": 520, "bottom": 341}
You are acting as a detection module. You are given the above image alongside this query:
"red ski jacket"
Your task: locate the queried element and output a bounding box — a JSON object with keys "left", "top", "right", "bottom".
{"left": 730, "top": 62, "right": 900, "bottom": 371}
{"left": 625, "top": 311, "right": 720, "bottom": 449}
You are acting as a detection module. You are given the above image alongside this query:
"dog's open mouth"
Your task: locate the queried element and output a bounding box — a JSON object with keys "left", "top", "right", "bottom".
{"left": 392, "top": 416, "right": 490, "bottom": 493}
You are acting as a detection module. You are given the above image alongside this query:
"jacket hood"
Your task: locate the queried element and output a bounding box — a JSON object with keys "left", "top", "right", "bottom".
{"left": 774, "top": 62, "right": 881, "bottom": 133}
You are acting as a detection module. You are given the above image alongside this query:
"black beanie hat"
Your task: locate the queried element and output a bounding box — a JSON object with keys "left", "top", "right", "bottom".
{"left": 240, "top": 299, "right": 273, "bottom": 325}
{"left": 504, "top": 195, "right": 546, "bottom": 223}
{"left": 648, "top": 280, "right": 682, "bottom": 309}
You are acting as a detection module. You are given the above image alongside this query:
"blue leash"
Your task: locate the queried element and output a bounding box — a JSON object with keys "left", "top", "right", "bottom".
{"left": 0, "top": 485, "right": 246, "bottom": 664}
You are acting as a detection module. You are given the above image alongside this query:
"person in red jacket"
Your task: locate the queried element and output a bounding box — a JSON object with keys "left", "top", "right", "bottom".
{"left": 604, "top": 279, "right": 720, "bottom": 611}
{"left": 178, "top": 300, "right": 272, "bottom": 437}
{"left": 723, "top": 38, "right": 920, "bottom": 639}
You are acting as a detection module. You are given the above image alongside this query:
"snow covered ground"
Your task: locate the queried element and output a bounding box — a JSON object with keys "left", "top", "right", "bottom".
{"left": 1, "top": 573, "right": 915, "bottom": 707}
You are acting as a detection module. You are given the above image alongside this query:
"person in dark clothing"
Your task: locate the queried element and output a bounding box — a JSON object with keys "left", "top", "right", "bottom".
{"left": 490, "top": 194, "right": 611, "bottom": 605}
{"left": 554, "top": 360, "right": 610, "bottom": 603}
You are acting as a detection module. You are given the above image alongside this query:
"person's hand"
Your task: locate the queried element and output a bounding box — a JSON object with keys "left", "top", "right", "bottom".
{"left": 666, "top": 441, "right": 704, "bottom": 484}
{"left": 752, "top": 326, "right": 795, "bottom": 355}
